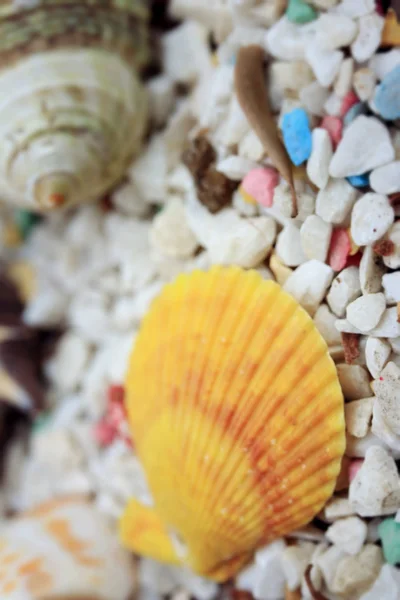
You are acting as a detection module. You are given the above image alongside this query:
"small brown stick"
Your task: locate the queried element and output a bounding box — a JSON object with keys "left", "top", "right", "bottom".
{"left": 234, "top": 45, "right": 297, "bottom": 217}
{"left": 304, "top": 565, "right": 328, "bottom": 600}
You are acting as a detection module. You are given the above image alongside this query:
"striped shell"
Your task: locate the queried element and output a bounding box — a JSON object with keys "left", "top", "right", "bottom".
{"left": 0, "top": 0, "right": 149, "bottom": 211}
{"left": 0, "top": 496, "right": 136, "bottom": 599}
{"left": 120, "top": 266, "right": 346, "bottom": 581}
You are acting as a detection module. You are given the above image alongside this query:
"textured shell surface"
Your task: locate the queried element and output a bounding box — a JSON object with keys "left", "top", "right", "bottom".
{"left": 0, "top": 496, "right": 136, "bottom": 599}
{"left": 0, "top": 0, "right": 149, "bottom": 211}
{"left": 120, "top": 266, "right": 346, "bottom": 582}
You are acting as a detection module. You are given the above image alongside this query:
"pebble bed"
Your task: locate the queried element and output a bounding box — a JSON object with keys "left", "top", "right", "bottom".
{"left": 1, "top": 0, "right": 400, "bottom": 599}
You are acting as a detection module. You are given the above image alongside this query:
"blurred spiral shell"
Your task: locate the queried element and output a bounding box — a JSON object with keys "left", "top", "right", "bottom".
{"left": 120, "top": 266, "right": 345, "bottom": 582}
{"left": 0, "top": 0, "right": 149, "bottom": 211}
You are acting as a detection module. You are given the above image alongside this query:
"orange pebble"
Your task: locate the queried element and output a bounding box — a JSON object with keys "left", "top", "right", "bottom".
{"left": 381, "top": 10, "right": 400, "bottom": 47}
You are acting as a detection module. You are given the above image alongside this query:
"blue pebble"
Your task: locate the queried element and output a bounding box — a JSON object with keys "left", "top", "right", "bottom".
{"left": 282, "top": 108, "right": 312, "bottom": 166}
{"left": 375, "top": 65, "right": 400, "bottom": 121}
{"left": 347, "top": 173, "right": 369, "bottom": 188}
{"left": 343, "top": 102, "right": 367, "bottom": 126}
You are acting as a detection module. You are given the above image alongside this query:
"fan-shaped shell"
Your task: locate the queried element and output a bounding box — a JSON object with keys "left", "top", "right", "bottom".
{"left": 0, "top": 0, "right": 149, "bottom": 211}
{"left": 121, "top": 266, "right": 345, "bottom": 581}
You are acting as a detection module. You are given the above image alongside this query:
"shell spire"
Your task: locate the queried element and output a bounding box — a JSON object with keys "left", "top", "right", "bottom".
{"left": 120, "top": 266, "right": 346, "bottom": 582}
{"left": 0, "top": 0, "right": 150, "bottom": 211}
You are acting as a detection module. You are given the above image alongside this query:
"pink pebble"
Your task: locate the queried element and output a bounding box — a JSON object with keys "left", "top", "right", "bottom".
{"left": 328, "top": 228, "right": 351, "bottom": 271}
{"left": 349, "top": 459, "right": 364, "bottom": 482}
{"left": 340, "top": 90, "right": 359, "bottom": 117}
{"left": 93, "top": 420, "right": 117, "bottom": 447}
{"left": 240, "top": 167, "right": 279, "bottom": 208}
{"left": 321, "top": 116, "right": 343, "bottom": 150}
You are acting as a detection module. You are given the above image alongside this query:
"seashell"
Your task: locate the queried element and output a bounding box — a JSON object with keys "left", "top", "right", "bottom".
{"left": 0, "top": 0, "right": 149, "bottom": 211}
{"left": 120, "top": 266, "right": 345, "bottom": 582}
{"left": 0, "top": 495, "right": 136, "bottom": 599}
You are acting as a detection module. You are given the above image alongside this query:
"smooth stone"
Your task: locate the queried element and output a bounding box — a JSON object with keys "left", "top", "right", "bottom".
{"left": 347, "top": 173, "right": 369, "bottom": 188}
{"left": 375, "top": 65, "right": 400, "bottom": 121}
{"left": 370, "top": 161, "right": 400, "bottom": 195}
{"left": 282, "top": 108, "right": 312, "bottom": 166}
{"left": 343, "top": 102, "right": 368, "bottom": 126}
{"left": 286, "top": 0, "right": 318, "bottom": 23}
{"left": 378, "top": 519, "right": 400, "bottom": 565}
{"left": 329, "top": 116, "right": 395, "bottom": 178}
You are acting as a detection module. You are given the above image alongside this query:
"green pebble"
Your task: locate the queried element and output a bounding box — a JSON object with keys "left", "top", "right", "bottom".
{"left": 286, "top": 0, "right": 317, "bottom": 23}
{"left": 379, "top": 518, "right": 400, "bottom": 565}
{"left": 15, "top": 210, "right": 41, "bottom": 239}
{"left": 33, "top": 412, "right": 51, "bottom": 432}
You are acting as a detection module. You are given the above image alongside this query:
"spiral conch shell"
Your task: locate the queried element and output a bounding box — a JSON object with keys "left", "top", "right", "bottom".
{"left": 120, "top": 266, "right": 346, "bottom": 582}
{"left": 0, "top": 0, "right": 149, "bottom": 211}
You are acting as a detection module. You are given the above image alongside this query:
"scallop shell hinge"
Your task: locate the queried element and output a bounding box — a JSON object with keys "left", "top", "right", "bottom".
{"left": 0, "top": 0, "right": 150, "bottom": 211}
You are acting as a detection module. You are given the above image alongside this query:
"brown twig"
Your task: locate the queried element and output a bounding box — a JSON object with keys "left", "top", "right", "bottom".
{"left": 234, "top": 45, "right": 297, "bottom": 217}
{"left": 304, "top": 565, "right": 328, "bottom": 600}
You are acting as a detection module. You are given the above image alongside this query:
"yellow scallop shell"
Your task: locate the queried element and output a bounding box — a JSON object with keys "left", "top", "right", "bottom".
{"left": 120, "top": 266, "right": 345, "bottom": 581}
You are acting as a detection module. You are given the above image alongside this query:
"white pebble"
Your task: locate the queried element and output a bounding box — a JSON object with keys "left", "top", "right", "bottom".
{"left": 327, "top": 266, "right": 361, "bottom": 317}
{"left": 215, "top": 96, "right": 249, "bottom": 147}
{"left": 281, "top": 544, "right": 314, "bottom": 591}
{"left": 233, "top": 189, "right": 260, "bottom": 217}
{"left": 283, "top": 260, "right": 334, "bottom": 316}
{"left": 370, "top": 162, "right": 400, "bottom": 195}
{"left": 345, "top": 398, "right": 374, "bottom": 438}
{"left": 360, "top": 245, "right": 385, "bottom": 294}
{"left": 372, "top": 362, "right": 400, "bottom": 435}
{"left": 265, "top": 17, "right": 314, "bottom": 61}
{"left": 346, "top": 293, "right": 386, "bottom": 333}
{"left": 368, "top": 307, "right": 400, "bottom": 338}
{"left": 383, "top": 222, "right": 400, "bottom": 269}
{"left": 334, "top": 57, "right": 354, "bottom": 98}
{"left": 307, "top": 128, "right": 333, "bottom": 190}
{"left": 23, "top": 285, "right": 67, "bottom": 328}
{"left": 46, "top": 332, "right": 91, "bottom": 393}
{"left": 366, "top": 337, "right": 391, "bottom": 379}
{"left": 270, "top": 60, "right": 314, "bottom": 97}
{"left": 353, "top": 67, "right": 376, "bottom": 101}
{"left": 315, "top": 545, "right": 346, "bottom": 592}
{"left": 147, "top": 74, "right": 176, "bottom": 127}
{"left": 383, "top": 272, "right": 400, "bottom": 304}
{"left": 216, "top": 156, "right": 258, "bottom": 181}
{"left": 337, "top": 364, "right": 372, "bottom": 399}
{"left": 349, "top": 445, "right": 400, "bottom": 516}
{"left": 330, "top": 116, "right": 395, "bottom": 178}
{"left": 186, "top": 192, "right": 276, "bottom": 268}
{"left": 300, "top": 215, "right": 332, "bottom": 262}
{"left": 337, "top": 0, "right": 375, "bottom": 17}
{"left": 324, "top": 91, "right": 342, "bottom": 116}
{"left": 351, "top": 193, "right": 394, "bottom": 246}
{"left": 112, "top": 182, "right": 149, "bottom": 218}
{"left": 324, "top": 497, "right": 355, "bottom": 521}
{"left": 276, "top": 223, "right": 307, "bottom": 267}
{"left": 238, "top": 130, "right": 265, "bottom": 162}
{"left": 391, "top": 336, "right": 400, "bottom": 354}
{"left": 305, "top": 41, "right": 343, "bottom": 87}
{"left": 162, "top": 21, "right": 211, "bottom": 84}
{"left": 314, "top": 304, "right": 343, "bottom": 346}
{"left": 351, "top": 13, "right": 384, "bottom": 63}
{"left": 335, "top": 318, "right": 361, "bottom": 334}
{"left": 369, "top": 49, "right": 400, "bottom": 81}
{"left": 331, "top": 545, "right": 383, "bottom": 597}
{"left": 371, "top": 400, "right": 400, "bottom": 455}
{"left": 347, "top": 430, "right": 397, "bottom": 457}
{"left": 237, "top": 540, "right": 286, "bottom": 600}
{"left": 360, "top": 564, "right": 400, "bottom": 600}
{"left": 299, "top": 82, "right": 330, "bottom": 117}
{"left": 326, "top": 517, "right": 367, "bottom": 555}
{"left": 150, "top": 198, "right": 198, "bottom": 259}
{"left": 316, "top": 14, "right": 358, "bottom": 50}
{"left": 316, "top": 177, "right": 357, "bottom": 224}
